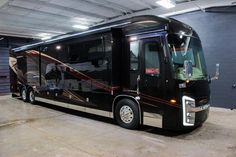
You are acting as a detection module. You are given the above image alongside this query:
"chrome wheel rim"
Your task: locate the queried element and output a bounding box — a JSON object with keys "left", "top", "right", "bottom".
{"left": 29, "top": 91, "right": 34, "bottom": 102}
{"left": 22, "top": 90, "right": 26, "bottom": 100}
{"left": 120, "top": 105, "right": 134, "bottom": 124}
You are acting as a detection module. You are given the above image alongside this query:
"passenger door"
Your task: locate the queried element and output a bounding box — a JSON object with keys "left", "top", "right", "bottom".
{"left": 139, "top": 37, "right": 165, "bottom": 98}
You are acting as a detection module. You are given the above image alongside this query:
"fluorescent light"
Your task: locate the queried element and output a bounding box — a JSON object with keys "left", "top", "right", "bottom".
{"left": 156, "top": 0, "right": 175, "bottom": 9}
{"left": 136, "top": 20, "right": 157, "bottom": 24}
{"left": 72, "top": 24, "right": 89, "bottom": 30}
{"left": 130, "top": 36, "right": 138, "bottom": 41}
{"left": 37, "top": 33, "right": 52, "bottom": 40}
{"left": 71, "top": 17, "right": 93, "bottom": 23}
{"left": 41, "top": 36, "right": 52, "bottom": 40}
{"left": 38, "top": 33, "right": 51, "bottom": 37}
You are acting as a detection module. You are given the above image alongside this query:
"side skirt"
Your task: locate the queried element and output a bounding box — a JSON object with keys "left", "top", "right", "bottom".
{"left": 35, "top": 97, "right": 113, "bottom": 118}
{"left": 35, "top": 97, "right": 162, "bottom": 128}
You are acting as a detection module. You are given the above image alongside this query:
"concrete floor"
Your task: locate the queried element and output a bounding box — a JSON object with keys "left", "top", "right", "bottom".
{"left": 0, "top": 95, "right": 236, "bottom": 157}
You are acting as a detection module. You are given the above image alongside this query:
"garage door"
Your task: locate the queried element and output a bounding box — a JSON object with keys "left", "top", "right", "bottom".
{"left": 0, "top": 48, "right": 10, "bottom": 93}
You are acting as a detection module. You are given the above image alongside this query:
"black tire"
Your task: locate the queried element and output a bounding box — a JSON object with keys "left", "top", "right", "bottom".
{"left": 115, "top": 99, "right": 140, "bottom": 129}
{"left": 21, "top": 87, "right": 28, "bottom": 102}
{"left": 28, "top": 89, "right": 36, "bottom": 104}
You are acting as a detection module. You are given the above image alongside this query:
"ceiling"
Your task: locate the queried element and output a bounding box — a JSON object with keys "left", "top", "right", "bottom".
{"left": 0, "top": 0, "right": 235, "bottom": 39}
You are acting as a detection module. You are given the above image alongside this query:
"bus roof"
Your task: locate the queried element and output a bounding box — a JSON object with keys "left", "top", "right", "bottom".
{"left": 12, "top": 15, "right": 171, "bottom": 52}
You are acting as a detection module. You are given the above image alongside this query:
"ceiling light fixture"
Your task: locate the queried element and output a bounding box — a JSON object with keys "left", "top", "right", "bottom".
{"left": 156, "top": 0, "right": 176, "bottom": 9}
{"left": 41, "top": 36, "right": 52, "bottom": 40}
{"left": 38, "top": 33, "right": 51, "bottom": 37}
{"left": 72, "top": 24, "right": 89, "bottom": 30}
{"left": 37, "top": 33, "right": 52, "bottom": 40}
{"left": 130, "top": 36, "right": 138, "bottom": 41}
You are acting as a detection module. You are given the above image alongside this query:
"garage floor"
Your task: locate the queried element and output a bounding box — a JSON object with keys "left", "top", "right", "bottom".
{"left": 0, "top": 95, "right": 236, "bottom": 157}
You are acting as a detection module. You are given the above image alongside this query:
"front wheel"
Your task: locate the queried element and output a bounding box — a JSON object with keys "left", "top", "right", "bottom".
{"left": 115, "top": 99, "right": 140, "bottom": 129}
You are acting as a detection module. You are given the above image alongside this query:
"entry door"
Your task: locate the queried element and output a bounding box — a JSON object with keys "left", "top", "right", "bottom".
{"left": 140, "top": 37, "right": 164, "bottom": 98}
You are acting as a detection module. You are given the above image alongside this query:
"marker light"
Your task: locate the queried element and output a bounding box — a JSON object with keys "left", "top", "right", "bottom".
{"left": 170, "top": 99, "right": 176, "bottom": 104}
{"left": 156, "top": 0, "right": 175, "bottom": 9}
{"left": 56, "top": 45, "right": 61, "bottom": 50}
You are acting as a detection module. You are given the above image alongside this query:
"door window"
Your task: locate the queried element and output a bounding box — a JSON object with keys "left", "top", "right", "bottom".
{"left": 144, "top": 42, "right": 160, "bottom": 77}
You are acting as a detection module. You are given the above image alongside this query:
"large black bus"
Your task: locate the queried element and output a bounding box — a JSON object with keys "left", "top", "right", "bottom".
{"left": 10, "top": 15, "right": 218, "bottom": 130}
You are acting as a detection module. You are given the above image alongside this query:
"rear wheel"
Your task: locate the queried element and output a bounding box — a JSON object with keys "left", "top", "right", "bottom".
{"left": 115, "top": 99, "right": 140, "bottom": 129}
{"left": 21, "top": 87, "right": 28, "bottom": 102}
{"left": 28, "top": 89, "right": 36, "bottom": 104}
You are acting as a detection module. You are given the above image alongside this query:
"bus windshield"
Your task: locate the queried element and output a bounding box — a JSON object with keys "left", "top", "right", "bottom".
{"left": 168, "top": 34, "right": 208, "bottom": 80}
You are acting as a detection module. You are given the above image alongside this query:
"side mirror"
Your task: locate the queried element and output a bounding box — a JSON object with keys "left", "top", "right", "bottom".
{"left": 184, "top": 60, "right": 193, "bottom": 80}
{"left": 211, "top": 63, "right": 220, "bottom": 81}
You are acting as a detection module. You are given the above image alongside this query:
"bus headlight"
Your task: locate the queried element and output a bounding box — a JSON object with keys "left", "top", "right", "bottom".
{"left": 182, "top": 96, "right": 195, "bottom": 126}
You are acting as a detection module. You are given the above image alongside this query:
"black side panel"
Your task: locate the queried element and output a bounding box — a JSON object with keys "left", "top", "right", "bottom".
{"left": 36, "top": 34, "right": 114, "bottom": 111}
{"left": 111, "top": 28, "right": 123, "bottom": 87}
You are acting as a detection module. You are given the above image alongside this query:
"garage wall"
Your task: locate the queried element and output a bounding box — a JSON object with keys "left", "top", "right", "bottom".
{"left": 172, "top": 7, "right": 236, "bottom": 109}
{"left": 0, "top": 48, "right": 10, "bottom": 93}
{"left": 0, "top": 36, "right": 38, "bottom": 94}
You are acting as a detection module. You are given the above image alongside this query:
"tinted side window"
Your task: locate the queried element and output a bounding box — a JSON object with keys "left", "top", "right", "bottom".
{"left": 69, "top": 38, "right": 103, "bottom": 63}
{"left": 68, "top": 35, "right": 112, "bottom": 87}
{"left": 144, "top": 42, "right": 160, "bottom": 77}
{"left": 41, "top": 43, "right": 69, "bottom": 63}
{"left": 39, "top": 34, "right": 112, "bottom": 91}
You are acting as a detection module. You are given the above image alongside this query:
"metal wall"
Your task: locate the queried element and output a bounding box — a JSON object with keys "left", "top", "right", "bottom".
{"left": 172, "top": 7, "right": 236, "bottom": 109}
{"left": 0, "top": 36, "right": 38, "bottom": 94}
{"left": 0, "top": 48, "right": 10, "bottom": 93}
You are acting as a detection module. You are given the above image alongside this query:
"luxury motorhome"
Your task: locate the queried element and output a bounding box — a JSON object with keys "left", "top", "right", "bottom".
{"left": 10, "top": 15, "right": 218, "bottom": 130}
